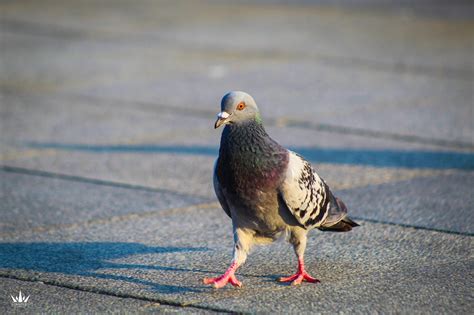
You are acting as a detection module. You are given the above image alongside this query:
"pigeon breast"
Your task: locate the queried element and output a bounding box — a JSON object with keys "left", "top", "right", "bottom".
{"left": 216, "top": 120, "right": 288, "bottom": 206}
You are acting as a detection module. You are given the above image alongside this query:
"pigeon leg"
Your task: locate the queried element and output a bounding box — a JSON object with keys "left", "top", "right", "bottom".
{"left": 279, "top": 227, "right": 320, "bottom": 285}
{"left": 203, "top": 228, "right": 251, "bottom": 289}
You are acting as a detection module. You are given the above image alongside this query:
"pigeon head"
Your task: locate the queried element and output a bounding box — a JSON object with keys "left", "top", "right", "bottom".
{"left": 214, "top": 91, "right": 261, "bottom": 129}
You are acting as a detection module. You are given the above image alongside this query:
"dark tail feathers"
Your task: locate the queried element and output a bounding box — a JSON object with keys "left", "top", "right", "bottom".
{"left": 318, "top": 216, "right": 359, "bottom": 232}
{"left": 318, "top": 197, "right": 359, "bottom": 232}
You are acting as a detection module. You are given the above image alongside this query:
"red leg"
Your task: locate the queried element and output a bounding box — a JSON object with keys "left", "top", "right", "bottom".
{"left": 278, "top": 257, "right": 320, "bottom": 285}
{"left": 203, "top": 261, "right": 242, "bottom": 288}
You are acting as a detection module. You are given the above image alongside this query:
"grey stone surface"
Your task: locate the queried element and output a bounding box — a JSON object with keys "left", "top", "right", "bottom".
{"left": 1, "top": 89, "right": 471, "bottom": 201}
{"left": 0, "top": 205, "right": 472, "bottom": 314}
{"left": 2, "top": 148, "right": 463, "bottom": 202}
{"left": 0, "top": 169, "right": 208, "bottom": 235}
{"left": 0, "top": 278, "right": 214, "bottom": 314}
{"left": 2, "top": 0, "right": 472, "bottom": 71}
{"left": 339, "top": 172, "right": 474, "bottom": 234}
{"left": 3, "top": 89, "right": 470, "bottom": 201}
{"left": 1, "top": 1, "right": 473, "bottom": 145}
{"left": 0, "top": 92, "right": 212, "bottom": 145}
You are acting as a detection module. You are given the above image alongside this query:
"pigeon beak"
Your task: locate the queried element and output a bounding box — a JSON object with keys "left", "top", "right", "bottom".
{"left": 214, "top": 111, "right": 230, "bottom": 129}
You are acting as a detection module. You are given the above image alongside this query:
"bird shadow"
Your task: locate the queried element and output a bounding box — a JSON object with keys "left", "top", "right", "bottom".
{"left": 0, "top": 242, "right": 211, "bottom": 294}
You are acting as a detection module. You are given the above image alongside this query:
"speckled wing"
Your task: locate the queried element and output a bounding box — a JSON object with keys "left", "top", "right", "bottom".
{"left": 213, "top": 158, "right": 232, "bottom": 218}
{"left": 278, "top": 150, "right": 331, "bottom": 228}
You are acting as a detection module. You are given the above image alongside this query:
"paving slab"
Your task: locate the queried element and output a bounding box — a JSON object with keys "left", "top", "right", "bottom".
{"left": 1, "top": 0, "right": 472, "bottom": 72}
{"left": 0, "top": 204, "right": 472, "bottom": 313}
{"left": 3, "top": 141, "right": 467, "bottom": 199}
{"left": 0, "top": 277, "right": 215, "bottom": 314}
{"left": 2, "top": 90, "right": 473, "bottom": 153}
{"left": 3, "top": 155, "right": 470, "bottom": 237}
{"left": 1, "top": 1, "right": 473, "bottom": 145}
{"left": 2, "top": 48, "right": 472, "bottom": 145}
{"left": 339, "top": 172, "right": 474, "bottom": 234}
{"left": 1, "top": 90, "right": 470, "bottom": 201}
{"left": 0, "top": 169, "right": 208, "bottom": 235}
{"left": 0, "top": 92, "right": 211, "bottom": 145}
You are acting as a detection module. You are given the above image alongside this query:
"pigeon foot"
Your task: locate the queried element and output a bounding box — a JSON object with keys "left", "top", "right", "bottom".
{"left": 278, "top": 270, "right": 320, "bottom": 285}
{"left": 203, "top": 274, "right": 242, "bottom": 288}
{"left": 278, "top": 257, "right": 320, "bottom": 285}
{"left": 203, "top": 261, "right": 241, "bottom": 288}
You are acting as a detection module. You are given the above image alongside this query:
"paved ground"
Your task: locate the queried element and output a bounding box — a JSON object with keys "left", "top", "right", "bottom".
{"left": 1, "top": 0, "right": 473, "bottom": 313}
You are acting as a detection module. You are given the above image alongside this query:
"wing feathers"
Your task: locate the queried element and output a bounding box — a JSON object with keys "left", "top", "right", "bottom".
{"left": 279, "top": 151, "right": 329, "bottom": 228}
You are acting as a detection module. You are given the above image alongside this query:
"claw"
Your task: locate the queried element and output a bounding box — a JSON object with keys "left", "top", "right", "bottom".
{"left": 228, "top": 275, "right": 242, "bottom": 287}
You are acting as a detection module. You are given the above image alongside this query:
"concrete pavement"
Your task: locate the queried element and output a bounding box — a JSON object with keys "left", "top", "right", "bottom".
{"left": 1, "top": 0, "right": 473, "bottom": 313}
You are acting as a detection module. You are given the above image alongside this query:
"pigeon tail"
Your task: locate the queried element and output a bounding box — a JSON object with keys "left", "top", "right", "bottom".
{"left": 318, "top": 196, "right": 359, "bottom": 232}
{"left": 318, "top": 216, "right": 359, "bottom": 232}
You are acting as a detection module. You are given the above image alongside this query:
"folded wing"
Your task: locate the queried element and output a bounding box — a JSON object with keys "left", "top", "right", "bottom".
{"left": 279, "top": 151, "right": 330, "bottom": 228}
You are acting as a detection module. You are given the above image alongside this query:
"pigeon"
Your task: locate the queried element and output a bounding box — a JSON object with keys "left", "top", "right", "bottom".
{"left": 204, "top": 91, "right": 359, "bottom": 288}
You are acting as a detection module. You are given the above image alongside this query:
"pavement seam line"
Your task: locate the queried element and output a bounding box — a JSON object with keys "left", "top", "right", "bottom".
{"left": 350, "top": 217, "right": 474, "bottom": 237}
{"left": 1, "top": 165, "right": 472, "bottom": 237}
{"left": 0, "top": 274, "right": 236, "bottom": 314}
{"left": 0, "top": 202, "right": 219, "bottom": 238}
{"left": 1, "top": 211, "right": 471, "bottom": 246}
{"left": 0, "top": 165, "right": 205, "bottom": 198}
{"left": 3, "top": 88, "right": 474, "bottom": 150}
{"left": 50, "top": 92, "right": 474, "bottom": 150}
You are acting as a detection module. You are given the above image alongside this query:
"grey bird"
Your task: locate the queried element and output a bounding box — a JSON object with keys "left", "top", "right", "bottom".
{"left": 204, "top": 91, "right": 359, "bottom": 288}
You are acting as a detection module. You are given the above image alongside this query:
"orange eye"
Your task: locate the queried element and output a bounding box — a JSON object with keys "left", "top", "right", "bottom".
{"left": 237, "top": 102, "right": 246, "bottom": 111}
